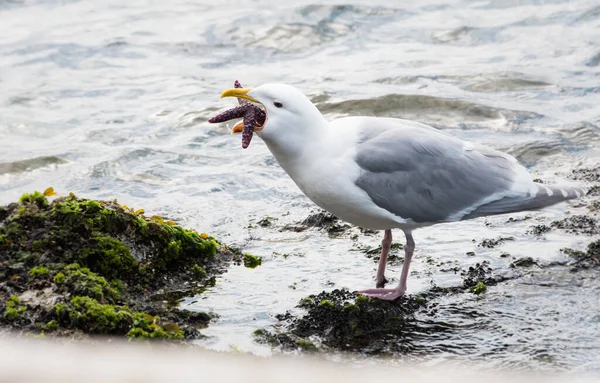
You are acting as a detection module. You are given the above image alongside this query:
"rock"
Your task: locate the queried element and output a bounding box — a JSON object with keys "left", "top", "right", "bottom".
{"left": 569, "top": 168, "right": 600, "bottom": 182}
{"left": 478, "top": 236, "right": 515, "bottom": 248}
{"left": 254, "top": 289, "right": 426, "bottom": 354}
{"left": 551, "top": 215, "right": 598, "bottom": 235}
{"left": 528, "top": 224, "right": 552, "bottom": 236}
{"left": 282, "top": 210, "right": 351, "bottom": 237}
{"left": 510, "top": 257, "right": 538, "bottom": 268}
{"left": 0, "top": 191, "right": 235, "bottom": 341}
{"left": 561, "top": 240, "right": 600, "bottom": 270}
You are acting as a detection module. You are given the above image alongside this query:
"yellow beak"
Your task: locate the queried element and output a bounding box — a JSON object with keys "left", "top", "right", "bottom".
{"left": 220, "top": 88, "right": 260, "bottom": 104}
{"left": 231, "top": 121, "right": 244, "bottom": 134}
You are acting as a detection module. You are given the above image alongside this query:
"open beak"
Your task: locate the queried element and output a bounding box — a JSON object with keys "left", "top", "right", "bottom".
{"left": 231, "top": 121, "right": 244, "bottom": 134}
{"left": 220, "top": 88, "right": 260, "bottom": 104}
{"left": 221, "top": 87, "right": 265, "bottom": 134}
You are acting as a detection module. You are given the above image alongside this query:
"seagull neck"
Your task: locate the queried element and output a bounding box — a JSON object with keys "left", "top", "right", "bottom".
{"left": 261, "top": 117, "right": 329, "bottom": 173}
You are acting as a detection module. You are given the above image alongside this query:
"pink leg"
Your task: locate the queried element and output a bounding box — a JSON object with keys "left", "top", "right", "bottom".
{"left": 358, "top": 231, "right": 415, "bottom": 301}
{"left": 375, "top": 229, "right": 392, "bottom": 288}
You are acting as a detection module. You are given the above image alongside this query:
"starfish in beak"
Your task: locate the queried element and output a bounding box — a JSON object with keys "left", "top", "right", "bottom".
{"left": 208, "top": 81, "right": 265, "bottom": 149}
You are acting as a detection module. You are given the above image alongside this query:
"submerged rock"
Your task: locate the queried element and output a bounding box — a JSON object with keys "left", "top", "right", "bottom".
{"left": 562, "top": 240, "right": 600, "bottom": 270}
{"left": 0, "top": 191, "right": 238, "bottom": 340}
{"left": 353, "top": 242, "right": 404, "bottom": 265}
{"left": 281, "top": 210, "right": 351, "bottom": 237}
{"left": 569, "top": 167, "right": 599, "bottom": 182}
{"left": 478, "top": 236, "right": 515, "bottom": 248}
{"left": 528, "top": 224, "right": 552, "bottom": 236}
{"left": 551, "top": 215, "right": 598, "bottom": 235}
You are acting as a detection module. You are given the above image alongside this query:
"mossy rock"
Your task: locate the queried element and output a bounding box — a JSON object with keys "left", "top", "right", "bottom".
{"left": 0, "top": 192, "right": 222, "bottom": 289}
{"left": 254, "top": 289, "right": 427, "bottom": 354}
{"left": 0, "top": 191, "right": 236, "bottom": 341}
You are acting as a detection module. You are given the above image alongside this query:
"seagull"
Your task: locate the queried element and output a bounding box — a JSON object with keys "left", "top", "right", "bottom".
{"left": 217, "top": 83, "right": 585, "bottom": 301}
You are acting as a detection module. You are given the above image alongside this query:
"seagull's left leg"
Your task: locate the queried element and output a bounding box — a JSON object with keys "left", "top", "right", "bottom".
{"left": 358, "top": 230, "right": 415, "bottom": 301}
{"left": 375, "top": 229, "right": 392, "bottom": 288}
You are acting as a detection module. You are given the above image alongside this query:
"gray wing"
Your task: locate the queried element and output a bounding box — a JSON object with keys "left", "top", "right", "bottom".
{"left": 352, "top": 118, "right": 581, "bottom": 224}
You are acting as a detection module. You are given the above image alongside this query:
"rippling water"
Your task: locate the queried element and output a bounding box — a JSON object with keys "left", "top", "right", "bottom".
{"left": 1, "top": 0, "right": 599, "bottom": 372}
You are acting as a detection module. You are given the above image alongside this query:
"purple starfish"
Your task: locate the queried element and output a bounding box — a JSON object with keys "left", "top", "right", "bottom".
{"left": 208, "top": 80, "right": 266, "bottom": 149}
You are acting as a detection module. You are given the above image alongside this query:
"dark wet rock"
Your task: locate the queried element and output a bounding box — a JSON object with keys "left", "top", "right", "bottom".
{"left": 528, "top": 224, "right": 552, "bottom": 236}
{"left": 282, "top": 210, "right": 351, "bottom": 237}
{"left": 587, "top": 185, "right": 600, "bottom": 197}
{"left": 359, "top": 227, "right": 379, "bottom": 236}
{"left": 257, "top": 216, "right": 276, "bottom": 227}
{"left": 506, "top": 215, "right": 532, "bottom": 223}
{"left": 551, "top": 215, "right": 598, "bottom": 235}
{"left": 561, "top": 240, "right": 600, "bottom": 270}
{"left": 461, "top": 261, "right": 507, "bottom": 288}
{"left": 0, "top": 191, "right": 236, "bottom": 341}
{"left": 254, "top": 289, "right": 426, "bottom": 354}
{"left": 255, "top": 260, "right": 520, "bottom": 354}
{"left": 353, "top": 242, "right": 404, "bottom": 265}
{"left": 568, "top": 168, "right": 599, "bottom": 182}
{"left": 478, "top": 236, "right": 515, "bottom": 248}
{"left": 510, "top": 257, "right": 538, "bottom": 268}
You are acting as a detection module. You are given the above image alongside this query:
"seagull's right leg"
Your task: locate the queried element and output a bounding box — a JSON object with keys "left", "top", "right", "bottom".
{"left": 375, "top": 229, "right": 392, "bottom": 288}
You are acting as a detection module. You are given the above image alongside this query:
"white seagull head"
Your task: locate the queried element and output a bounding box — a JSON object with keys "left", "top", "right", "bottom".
{"left": 220, "top": 83, "right": 326, "bottom": 146}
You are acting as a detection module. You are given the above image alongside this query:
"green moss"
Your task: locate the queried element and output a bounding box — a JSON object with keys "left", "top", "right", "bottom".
{"left": 470, "top": 281, "right": 487, "bottom": 295}
{"left": 190, "top": 264, "right": 206, "bottom": 280}
{"left": 0, "top": 192, "right": 225, "bottom": 341}
{"left": 126, "top": 313, "right": 184, "bottom": 340}
{"left": 54, "top": 296, "right": 132, "bottom": 334}
{"left": 342, "top": 303, "right": 360, "bottom": 314}
{"left": 29, "top": 266, "right": 50, "bottom": 277}
{"left": 354, "top": 295, "right": 368, "bottom": 304}
{"left": 19, "top": 192, "right": 48, "bottom": 209}
{"left": 126, "top": 327, "right": 150, "bottom": 339}
{"left": 78, "top": 236, "right": 137, "bottom": 280}
{"left": 31, "top": 240, "right": 46, "bottom": 252}
{"left": 42, "top": 320, "right": 59, "bottom": 332}
{"left": 4, "top": 295, "right": 26, "bottom": 321}
{"left": 243, "top": 254, "right": 262, "bottom": 268}
{"left": 296, "top": 339, "right": 316, "bottom": 350}
{"left": 166, "top": 240, "right": 182, "bottom": 261}
{"left": 320, "top": 299, "right": 334, "bottom": 309}
{"left": 61, "top": 263, "right": 120, "bottom": 303}
{"left": 53, "top": 272, "right": 65, "bottom": 284}
{"left": 253, "top": 329, "right": 266, "bottom": 336}
{"left": 298, "top": 297, "right": 313, "bottom": 308}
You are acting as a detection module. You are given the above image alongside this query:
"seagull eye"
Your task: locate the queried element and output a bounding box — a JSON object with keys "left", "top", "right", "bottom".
{"left": 274, "top": 101, "right": 283, "bottom": 108}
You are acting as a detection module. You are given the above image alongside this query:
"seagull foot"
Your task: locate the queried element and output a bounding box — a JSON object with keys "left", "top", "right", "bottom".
{"left": 357, "top": 288, "right": 405, "bottom": 301}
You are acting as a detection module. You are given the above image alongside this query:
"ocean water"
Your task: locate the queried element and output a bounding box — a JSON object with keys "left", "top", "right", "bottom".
{"left": 1, "top": 0, "right": 599, "bottom": 372}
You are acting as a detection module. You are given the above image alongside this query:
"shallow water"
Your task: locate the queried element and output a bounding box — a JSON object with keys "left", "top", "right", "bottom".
{"left": 1, "top": 0, "right": 599, "bottom": 372}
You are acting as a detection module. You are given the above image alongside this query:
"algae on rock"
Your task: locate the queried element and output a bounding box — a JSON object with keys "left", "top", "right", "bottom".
{"left": 0, "top": 191, "right": 234, "bottom": 340}
{"left": 254, "top": 289, "right": 426, "bottom": 354}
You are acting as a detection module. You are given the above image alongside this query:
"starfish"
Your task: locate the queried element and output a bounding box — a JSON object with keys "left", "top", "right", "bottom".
{"left": 208, "top": 80, "right": 266, "bottom": 148}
